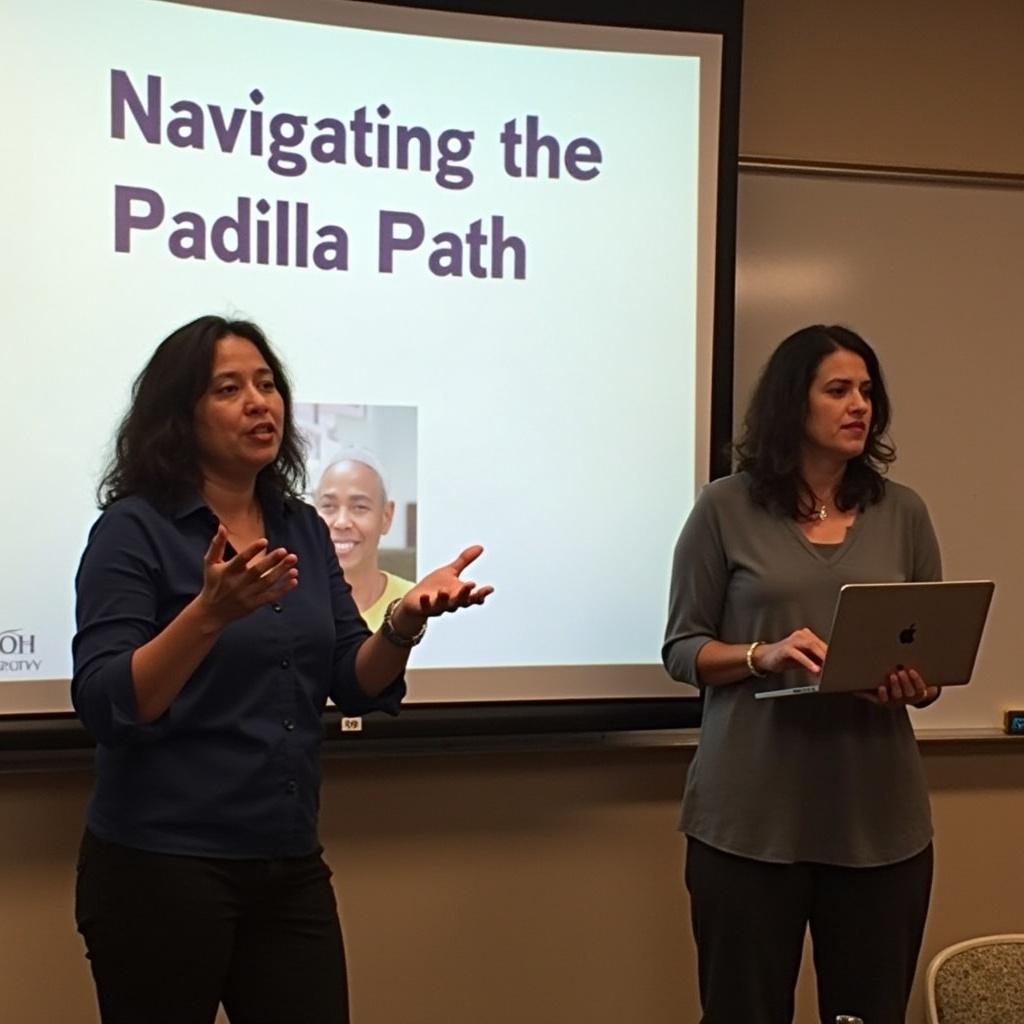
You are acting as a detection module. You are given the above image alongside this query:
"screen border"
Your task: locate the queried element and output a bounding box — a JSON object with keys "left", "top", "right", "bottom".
{"left": 1, "top": 0, "right": 743, "bottom": 745}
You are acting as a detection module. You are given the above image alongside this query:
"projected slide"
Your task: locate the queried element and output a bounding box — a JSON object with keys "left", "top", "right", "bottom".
{"left": 2, "top": 0, "right": 721, "bottom": 709}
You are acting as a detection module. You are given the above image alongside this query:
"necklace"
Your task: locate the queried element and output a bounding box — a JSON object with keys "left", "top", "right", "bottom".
{"left": 806, "top": 490, "right": 831, "bottom": 521}
{"left": 803, "top": 480, "right": 837, "bottom": 523}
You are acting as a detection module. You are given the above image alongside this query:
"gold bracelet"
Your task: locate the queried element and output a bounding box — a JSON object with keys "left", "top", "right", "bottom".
{"left": 745, "top": 640, "right": 768, "bottom": 678}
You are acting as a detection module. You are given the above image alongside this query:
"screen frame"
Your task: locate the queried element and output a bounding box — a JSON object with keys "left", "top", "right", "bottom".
{"left": 1, "top": 0, "right": 742, "bottom": 748}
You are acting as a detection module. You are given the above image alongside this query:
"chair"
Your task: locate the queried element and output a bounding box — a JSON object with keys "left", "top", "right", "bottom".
{"left": 925, "top": 934, "right": 1024, "bottom": 1023}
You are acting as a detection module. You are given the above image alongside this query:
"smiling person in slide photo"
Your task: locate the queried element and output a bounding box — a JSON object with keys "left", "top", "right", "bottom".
{"left": 314, "top": 448, "right": 414, "bottom": 632}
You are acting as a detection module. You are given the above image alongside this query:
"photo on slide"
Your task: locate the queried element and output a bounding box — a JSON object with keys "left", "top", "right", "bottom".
{"left": 295, "top": 403, "right": 418, "bottom": 632}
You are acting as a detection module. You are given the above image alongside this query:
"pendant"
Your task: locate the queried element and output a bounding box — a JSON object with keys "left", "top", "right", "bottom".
{"left": 818, "top": 504, "right": 828, "bottom": 521}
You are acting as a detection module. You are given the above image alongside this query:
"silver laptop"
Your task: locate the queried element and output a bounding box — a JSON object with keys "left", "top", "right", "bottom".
{"left": 755, "top": 581, "right": 995, "bottom": 699}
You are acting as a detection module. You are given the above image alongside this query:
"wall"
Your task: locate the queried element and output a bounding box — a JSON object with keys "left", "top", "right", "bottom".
{"left": 4, "top": 743, "right": 1024, "bottom": 1023}
{"left": 740, "top": 0, "right": 1024, "bottom": 174}
{"left": 2, "top": 1, "right": 1022, "bottom": 1021}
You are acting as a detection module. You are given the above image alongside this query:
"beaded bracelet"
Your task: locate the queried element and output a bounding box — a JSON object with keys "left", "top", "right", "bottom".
{"left": 381, "top": 598, "right": 427, "bottom": 648}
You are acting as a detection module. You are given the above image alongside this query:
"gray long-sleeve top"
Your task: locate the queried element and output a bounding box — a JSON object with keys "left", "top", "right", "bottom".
{"left": 662, "top": 472, "right": 941, "bottom": 866}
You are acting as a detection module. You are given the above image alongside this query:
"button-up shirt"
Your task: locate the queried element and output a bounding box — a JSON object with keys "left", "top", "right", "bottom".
{"left": 72, "top": 490, "right": 404, "bottom": 858}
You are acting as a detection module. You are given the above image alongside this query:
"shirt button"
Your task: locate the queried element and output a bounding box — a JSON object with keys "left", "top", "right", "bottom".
{"left": 286, "top": 780, "right": 297, "bottom": 794}
{"left": 272, "top": 603, "right": 283, "bottom": 613}
{"left": 280, "top": 658, "right": 290, "bottom": 669}
{"left": 283, "top": 719, "right": 295, "bottom": 731}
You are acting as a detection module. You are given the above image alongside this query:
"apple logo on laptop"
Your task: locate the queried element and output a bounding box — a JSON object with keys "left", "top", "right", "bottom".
{"left": 899, "top": 623, "right": 917, "bottom": 645}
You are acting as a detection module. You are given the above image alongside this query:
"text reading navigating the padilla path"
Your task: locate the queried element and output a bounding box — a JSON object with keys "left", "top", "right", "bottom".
{"left": 109, "top": 71, "right": 605, "bottom": 280}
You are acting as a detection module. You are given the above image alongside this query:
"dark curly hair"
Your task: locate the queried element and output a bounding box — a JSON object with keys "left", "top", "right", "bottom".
{"left": 98, "top": 316, "right": 307, "bottom": 510}
{"left": 734, "top": 324, "right": 895, "bottom": 519}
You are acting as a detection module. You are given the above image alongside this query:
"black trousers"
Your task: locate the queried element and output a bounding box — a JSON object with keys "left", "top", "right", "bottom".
{"left": 75, "top": 830, "right": 349, "bottom": 1024}
{"left": 685, "top": 836, "right": 933, "bottom": 1024}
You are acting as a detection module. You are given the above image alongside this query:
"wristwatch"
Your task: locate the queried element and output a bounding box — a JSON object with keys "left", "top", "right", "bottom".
{"left": 381, "top": 597, "right": 427, "bottom": 648}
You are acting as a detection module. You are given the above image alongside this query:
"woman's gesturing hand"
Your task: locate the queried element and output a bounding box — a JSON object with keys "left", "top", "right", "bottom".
{"left": 353, "top": 546, "right": 492, "bottom": 698}
{"left": 398, "top": 545, "right": 493, "bottom": 626}
{"left": 196, "top": 526, "right": 299, "bottom": 629}
{"left": 754, "top": 627, "right": 828, "bottom": 675}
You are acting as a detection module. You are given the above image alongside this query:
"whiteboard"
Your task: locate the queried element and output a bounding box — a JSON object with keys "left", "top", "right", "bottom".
{"left": 735, "top": 167, "right": 1024, "bottom": 731}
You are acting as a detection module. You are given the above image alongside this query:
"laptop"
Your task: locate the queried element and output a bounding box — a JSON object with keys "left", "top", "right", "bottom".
{"left": 755, "top": 580, "right": 995, "bottom": 699}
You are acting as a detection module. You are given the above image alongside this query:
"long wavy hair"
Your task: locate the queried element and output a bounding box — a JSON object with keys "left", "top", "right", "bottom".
{"left": 734, "top": 325, "right": 895, "bottom": 518}
{"left": 98, "top": 316, "right": 307, "bottom": 510}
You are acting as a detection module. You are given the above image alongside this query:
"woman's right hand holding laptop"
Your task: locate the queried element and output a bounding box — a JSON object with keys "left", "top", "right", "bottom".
{"left": 854, "top": 668, "right": 939, "bottom": 707}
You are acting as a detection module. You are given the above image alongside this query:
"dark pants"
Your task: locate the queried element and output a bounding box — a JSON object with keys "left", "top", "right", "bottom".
{"left": 75, "top": 830, "right": 349, "bottom": 1024}
{"left": 685, "top": 836, "right": 933, "bottom": 1024}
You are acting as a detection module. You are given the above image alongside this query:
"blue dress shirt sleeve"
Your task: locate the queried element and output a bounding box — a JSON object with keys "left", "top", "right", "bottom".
{"left": 72, "top": 502, "right": 172, "bottom": 745}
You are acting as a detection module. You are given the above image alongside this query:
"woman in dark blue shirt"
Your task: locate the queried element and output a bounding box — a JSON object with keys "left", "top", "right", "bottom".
{"left": 72, "top": 315, "right": 491, "bottom": 1024}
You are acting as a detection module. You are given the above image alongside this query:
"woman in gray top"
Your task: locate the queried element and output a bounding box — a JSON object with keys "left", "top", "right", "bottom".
{"left": 663, "top": 325, "right": 940, "bottom": 1024}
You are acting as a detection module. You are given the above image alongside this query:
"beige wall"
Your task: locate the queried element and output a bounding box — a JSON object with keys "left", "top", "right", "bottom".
{"left": 4, "top": 1, "right": 1023, "bottom": 1022}
{"left": 4, "top": 744, "right": 1024, "bottom": 1023}
{"left": 740, "top": 0, "right": 1024, "bottom": 174}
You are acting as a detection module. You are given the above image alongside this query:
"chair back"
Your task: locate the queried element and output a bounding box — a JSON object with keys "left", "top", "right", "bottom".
{"left": 926, "top": 934, "right": 1024, "bottom": 1024}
